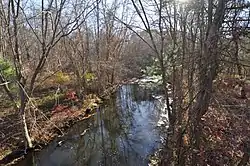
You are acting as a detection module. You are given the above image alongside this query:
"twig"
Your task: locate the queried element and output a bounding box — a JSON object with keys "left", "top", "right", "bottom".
{"left": 0, "top": 81, "right": 10, "bottom": 86}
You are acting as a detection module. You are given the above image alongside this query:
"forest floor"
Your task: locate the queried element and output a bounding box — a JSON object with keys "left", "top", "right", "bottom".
{"left": 197, "top": 77, "right": 250, "bottom": 165}
{"left": 0, "top": 75, "right": 119, "bottom": 165}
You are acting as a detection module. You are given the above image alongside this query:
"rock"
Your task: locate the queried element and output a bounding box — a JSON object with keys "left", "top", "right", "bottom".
{"left": 57, "top": 140, "right": 64, "bottom": 147}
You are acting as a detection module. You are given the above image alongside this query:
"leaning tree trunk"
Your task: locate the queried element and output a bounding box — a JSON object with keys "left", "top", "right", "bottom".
{"left": 21, "top": 111, "right": 33, "bottom": 149}
{"left": 19, "top": 83, "right": 33, "bottom": 149}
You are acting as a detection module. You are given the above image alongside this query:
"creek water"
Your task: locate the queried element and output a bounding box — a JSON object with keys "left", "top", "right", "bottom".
{"left": 16, "top": 84, "right": 168, "bottom": 166}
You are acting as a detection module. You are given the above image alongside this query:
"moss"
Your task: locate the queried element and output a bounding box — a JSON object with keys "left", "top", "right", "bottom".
{"left": 35, "top": 93, "right": 65, "bottom": 109}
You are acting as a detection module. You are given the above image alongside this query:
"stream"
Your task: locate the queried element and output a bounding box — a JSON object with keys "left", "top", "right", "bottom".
{"left": 15, "top": 83, "right": 168, "bottom": 166}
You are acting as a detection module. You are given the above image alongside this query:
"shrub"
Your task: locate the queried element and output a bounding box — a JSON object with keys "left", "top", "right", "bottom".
{"left": 0, "top": 58, "right": 15, "bottom": 79}
{"left": 55, "top": 71, "right": 70, "bottom": 84}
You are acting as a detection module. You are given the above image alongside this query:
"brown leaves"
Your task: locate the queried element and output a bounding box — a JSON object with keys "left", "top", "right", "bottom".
{"left": 199, "top": 81, "right": 250, "bottom": 165}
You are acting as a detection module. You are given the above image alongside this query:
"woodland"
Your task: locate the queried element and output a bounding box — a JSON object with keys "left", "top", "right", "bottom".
{"left": 0, "top": 0, "right": 250, "bottom": 165}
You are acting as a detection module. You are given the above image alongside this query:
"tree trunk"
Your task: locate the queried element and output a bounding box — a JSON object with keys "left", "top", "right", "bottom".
{"left": 21, "top": 111, "right": 33, "bottom": 149}
{"left": 191, "top": 0, "right": 227, "bottom": 165}
{"left": 19, "top": 83, "right": 33, "bottom": 149}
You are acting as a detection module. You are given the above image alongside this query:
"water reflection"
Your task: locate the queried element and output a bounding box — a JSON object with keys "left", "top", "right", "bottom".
{"left": 16, "top": 84, "right": 165, "bottom": 166}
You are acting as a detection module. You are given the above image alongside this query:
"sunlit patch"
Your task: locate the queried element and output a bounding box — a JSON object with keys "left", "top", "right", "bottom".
{"left": 178, "top": 0, "right": 189, "bottom": 3}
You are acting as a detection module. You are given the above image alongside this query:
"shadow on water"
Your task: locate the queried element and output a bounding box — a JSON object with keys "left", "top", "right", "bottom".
{"left": 15, "top": 84, "right": 166, "bottom": 166}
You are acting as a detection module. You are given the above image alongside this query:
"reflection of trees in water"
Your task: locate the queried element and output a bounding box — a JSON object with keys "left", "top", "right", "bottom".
{"left": 25, "top": 84, "right": 160, "bottom": 166}
{"left": 73, "top": 85, "right": 152, "bottom": 165}
{"left": 69, "top": 96, "right": 126, "bottom": 165}
{"left": 131, "top": 85, "right": 154, "bottom": 102}
{"left": 116, "top": 85, "right": 159, "bottom": 163}
{"left": 101, "top": 93, "right": 141, "bottom": 165}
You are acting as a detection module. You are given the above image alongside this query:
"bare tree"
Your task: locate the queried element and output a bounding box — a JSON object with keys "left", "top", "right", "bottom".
{"left": 0, "top": 0, "right": 96, "bottom": 149}
{"left": 191, "top": 0, "right": 227, "bottom": 165}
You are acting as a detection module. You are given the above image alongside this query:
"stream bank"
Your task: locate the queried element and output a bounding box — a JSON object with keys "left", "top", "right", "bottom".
{"left": 13, "top": 83, "right": 168, "bottom": 166}
{"left": 0, "top": 84, "right": 119, "bottom": 166}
